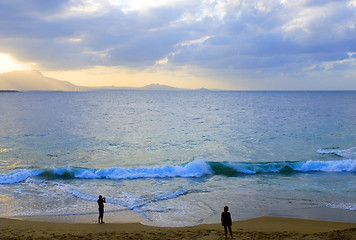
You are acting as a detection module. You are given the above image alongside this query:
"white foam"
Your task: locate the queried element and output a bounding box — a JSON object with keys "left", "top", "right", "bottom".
{"left": 0, "top": 169, "right": 42, "bottom": 184}
{"left": 67, "top": 188, "right": 98, "bottom": 202}
{"left": 154, "top": 187, "right": 188, "bottom": 201}
{"left": 318, "top": 147, "right": 356, "bottom": 159}
{"left": 74, "top": 159, "right": 212, "bottom": 179}
{"left": 298, "top": 159, "right": 356, "bottom": 172}
{"left": 225, "top": 159, "right": 356, "bottom": 174}
{"left": 1, "top": 158, "right": 354, "bottom": 185}
{"left": 66, "top": 186, "right": 190, "bottom": 214}
{"left": 325, "top": 202, "right": 356, "bottom": 211}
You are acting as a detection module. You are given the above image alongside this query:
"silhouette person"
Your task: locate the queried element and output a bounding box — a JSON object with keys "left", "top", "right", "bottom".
{"left": 97, "top": 195, "right": 106, "bottom": 223}
{"left": 221, "top": 206, "right": 233, "bottom": 239}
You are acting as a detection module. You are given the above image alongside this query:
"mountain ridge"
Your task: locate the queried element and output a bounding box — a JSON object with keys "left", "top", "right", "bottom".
{"left": 0, "top": 70, "right": 213, "bottom": 92}
{"left": 0, "top": 70, "right": 87, "bottom": 91}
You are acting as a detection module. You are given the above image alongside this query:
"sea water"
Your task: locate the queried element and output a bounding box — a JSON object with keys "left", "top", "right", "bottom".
{"left": 0, "top": 91, "right": 355, "bottom": 226}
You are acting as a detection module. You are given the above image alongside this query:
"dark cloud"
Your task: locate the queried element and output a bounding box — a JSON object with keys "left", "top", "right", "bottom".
{"left": 0, "top": 0, "right": 355, "bottom": 89}
{"left": 0, "top": 0, "right": 67, "bottom": 17}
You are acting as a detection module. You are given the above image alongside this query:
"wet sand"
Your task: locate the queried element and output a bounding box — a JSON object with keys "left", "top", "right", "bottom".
{"left": 1, "top": 216, "right": 355, "bottom": 240}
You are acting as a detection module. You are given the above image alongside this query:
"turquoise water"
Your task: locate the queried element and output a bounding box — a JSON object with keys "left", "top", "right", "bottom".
{"left": 0, "top": 91, "right": 355, "bottom": 226}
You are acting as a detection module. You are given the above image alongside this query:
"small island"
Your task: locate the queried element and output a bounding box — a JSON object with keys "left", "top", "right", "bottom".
{"left": 0, "top": 90, "right": 20, "bottom": 92}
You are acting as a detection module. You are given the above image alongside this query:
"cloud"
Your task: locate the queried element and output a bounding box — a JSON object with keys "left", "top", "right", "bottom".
{"left": 0, "top": 0, "right": 356, "bottom": 89}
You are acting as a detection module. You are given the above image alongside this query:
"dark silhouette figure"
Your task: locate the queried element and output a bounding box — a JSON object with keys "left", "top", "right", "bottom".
{"left": 97, "top": 195, "right": 106, "bottom": 223}
{"left": 221, "top": 206, "right": 233, "bottom": 239}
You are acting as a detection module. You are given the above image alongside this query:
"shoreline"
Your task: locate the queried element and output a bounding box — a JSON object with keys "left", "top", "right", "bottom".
{"left": 16, "top": 209, "right": 148, "bottom": 225}
{"left": 267, "top": 206, "right": 356, "bottom": 223}
{"left": 11, "top": 206, "right": 356, "bottom": 225}
{"left": 1, "top": 216, "right": 355, "bottom": 240}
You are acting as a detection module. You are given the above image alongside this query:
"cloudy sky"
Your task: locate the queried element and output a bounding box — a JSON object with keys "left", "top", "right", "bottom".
{"left": 1, "top": 0, "right": 356, "bottom": 90}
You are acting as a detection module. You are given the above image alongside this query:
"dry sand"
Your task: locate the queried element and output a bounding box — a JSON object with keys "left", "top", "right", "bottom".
{"left": 1, "top": 216, "right": 355, "bottom": 240}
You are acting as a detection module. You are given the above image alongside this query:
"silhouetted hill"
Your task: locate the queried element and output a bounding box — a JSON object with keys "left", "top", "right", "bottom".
{"left": 141, "top": 84, "right": 184, "bottom": 91}
{"left": 0, "top": 70, "right": 86, "bottom": 91}
{"left": 0, "top": 70, "right": 216, "bottom": 92}
{"left": 91, "top": 84, "right": 212, "bottom": 91}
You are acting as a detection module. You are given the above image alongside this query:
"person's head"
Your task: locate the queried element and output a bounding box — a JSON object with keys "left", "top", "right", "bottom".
{"left": 224, "top": 206, "right": 229, "bottom": 212}
{"left": 99, "top": 195, "right": 102, "bottom": 199}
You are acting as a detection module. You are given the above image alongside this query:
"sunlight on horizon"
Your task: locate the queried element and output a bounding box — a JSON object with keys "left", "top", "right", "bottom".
{"left": 0, "top": 52, "right": 238, "bottom": 90}
{"left": 0, "top": 53, "right": 30, "bottom": 73}
{"left": 43, "top": 65, "right": 233, "bottom": 89}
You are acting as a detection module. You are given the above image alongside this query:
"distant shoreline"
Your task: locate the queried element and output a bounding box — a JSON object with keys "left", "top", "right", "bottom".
{"left": 1, "top": 89, "right": 356, "bottom": 93}
{"left": 0, "top": 90, "right": 20, "bottom": 92}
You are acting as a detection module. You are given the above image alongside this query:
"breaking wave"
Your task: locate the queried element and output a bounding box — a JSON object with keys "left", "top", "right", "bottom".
{"left": 317, "top": 147, "right": 356, "bottom": 159}
{"left": 1, "top": 159, "right": 355, "bottom": 184}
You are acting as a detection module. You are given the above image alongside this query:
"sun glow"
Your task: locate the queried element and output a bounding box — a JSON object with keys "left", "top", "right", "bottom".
{"left": 0, "top": 53, "right": 30, "bottom": 73}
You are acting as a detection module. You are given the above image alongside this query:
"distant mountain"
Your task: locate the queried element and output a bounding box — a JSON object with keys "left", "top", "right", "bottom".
{"left": 0, "top": 70, "right": 86, "bottom": 91}
{"left": 0, "top": 70, "right": 215, "bottom": 92}
{"left": 141, "top": 84, "right": 186, "bottom": 91}
{"left": 91, "top": 84, "right": 211, "bottom": 91}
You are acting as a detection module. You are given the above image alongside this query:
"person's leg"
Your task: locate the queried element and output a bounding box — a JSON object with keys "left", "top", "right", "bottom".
{"left": 99, "top": 210, "right": 103, "bottom": 223}
{"left": 224, "top": 226, "right": 228, "bottom": 239}
{"left": 228, "top": 225, "right": 233, "bottom": 238}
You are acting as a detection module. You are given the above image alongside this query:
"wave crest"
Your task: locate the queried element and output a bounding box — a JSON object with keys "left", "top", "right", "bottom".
{"left": 0, "top": 159, "right": 211, "bottom": 184}
{"left": 0, "top": 169, "right": 43, "bottom": 184}
{"left": 1, "top": 159, "right": 355, "bottom": 184}
{"left": 209, "top": 159, "right": 356, "bottom": 175}
{"left": 317, "top": 147, "right": 356, "bottom": 159}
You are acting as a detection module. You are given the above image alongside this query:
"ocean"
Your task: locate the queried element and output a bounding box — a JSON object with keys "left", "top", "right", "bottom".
{"left": 0, "top": 90, "right": 355, "bottom": 226}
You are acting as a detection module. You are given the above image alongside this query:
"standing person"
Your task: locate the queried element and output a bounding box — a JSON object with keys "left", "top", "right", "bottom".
{"left": 221, "top": 206, "right": 233, "bottom": 239}
{"left": 97, "top": 195, "right": 106, "bottom": 224}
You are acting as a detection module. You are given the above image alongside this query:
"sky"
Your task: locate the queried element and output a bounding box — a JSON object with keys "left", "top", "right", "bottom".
{"left": 0, "top": 0, "right": 356, "bottom": 90}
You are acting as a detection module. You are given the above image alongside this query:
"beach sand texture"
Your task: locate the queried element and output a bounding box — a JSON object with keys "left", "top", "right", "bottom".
{"left": 1, "top": 216, "right": 355, "bottom": 240}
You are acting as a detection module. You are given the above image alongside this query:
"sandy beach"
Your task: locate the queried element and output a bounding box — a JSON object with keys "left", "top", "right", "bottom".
{"left": 1, "top": 215, "right": 355, "bottom": 240}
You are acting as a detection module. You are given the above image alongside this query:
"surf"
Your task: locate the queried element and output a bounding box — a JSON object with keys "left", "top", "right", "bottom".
{"left": 1, "top": 158, "right": 355, "bottom": 184}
